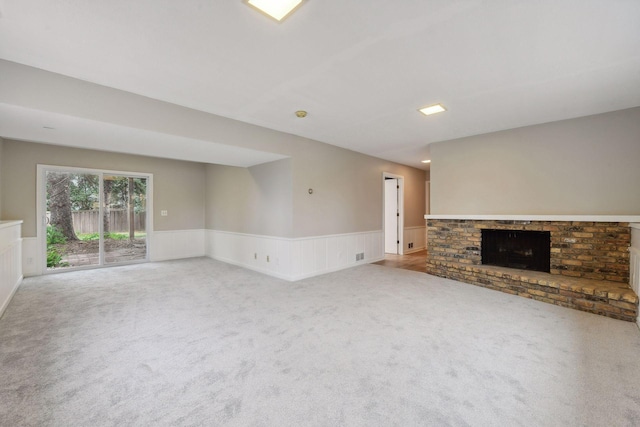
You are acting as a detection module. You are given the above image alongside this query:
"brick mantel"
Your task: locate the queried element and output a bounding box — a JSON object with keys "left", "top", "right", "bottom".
{"left": 425, "top": 214, "right": 640, "bottom": 223}
{"left": 427, "top": 219, "right": 630, "bottom": 282}
{"left": 425, "top": 218, "right": 638, "bottom": 321}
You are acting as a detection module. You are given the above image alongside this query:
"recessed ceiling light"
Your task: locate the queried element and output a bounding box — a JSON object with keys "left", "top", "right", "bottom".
{"left": 295, "top": 110, "right": 307, "bottom": 118}
{"left": 246, "top": 0, "right": 304, "bottom": 22}
{"left": 421, "top": 160, "right": 431, "bottom": 164}
{"left": 419, "top": 104, "right": 446, "bottom": 116}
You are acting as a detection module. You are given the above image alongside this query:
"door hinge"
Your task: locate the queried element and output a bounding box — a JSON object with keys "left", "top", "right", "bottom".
{"left": 397, "top": 240, "right": 400, "bottom": 244}
{"left": 397, "top": 212, "right": 399, "bottom": 217}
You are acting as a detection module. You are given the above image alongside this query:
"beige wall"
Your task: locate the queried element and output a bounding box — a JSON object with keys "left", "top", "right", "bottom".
{"left": 1, "top": 62, "right": 427, "bottom": 239}
{"left": 2, "top": 138, "right": 426, "bottom": 241}
{"left": 430, "top": 107, "right": 640, "bottom": 215}
{"left": 292, "top": 143, "right": 426, "bottom": 237}
{"left": 1, "top": 140, "right": 206, "bottom": 237}
{"left": 205, "top": 159, "right": 293, "bottom": 237}
{"left": 205, "top": 145, "right": 426, "bottom": 239}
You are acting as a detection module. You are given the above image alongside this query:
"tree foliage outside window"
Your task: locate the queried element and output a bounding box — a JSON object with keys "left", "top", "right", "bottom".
{"left": 47, "top": 172, "right": 147, "bottom": 241}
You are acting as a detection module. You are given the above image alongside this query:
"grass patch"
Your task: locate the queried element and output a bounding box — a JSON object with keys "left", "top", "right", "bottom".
{"left": 78, "top": 232, "right": 146, "bottom": 241}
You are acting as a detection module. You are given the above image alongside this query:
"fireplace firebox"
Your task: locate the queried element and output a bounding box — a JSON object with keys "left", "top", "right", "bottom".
{"left": 481, "top": 229, "right": 551, "bottom": 273}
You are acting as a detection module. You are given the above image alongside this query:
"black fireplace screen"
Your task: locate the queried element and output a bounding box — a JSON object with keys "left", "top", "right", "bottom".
{"left": 481, "top": 229, "right": 551, "bottom": 273}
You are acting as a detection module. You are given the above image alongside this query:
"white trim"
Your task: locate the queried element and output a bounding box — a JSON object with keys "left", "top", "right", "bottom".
{"left": 0, "top": 220, "right": 23, "bottom": 230}
{"left": 630, "top": 246, "right": 640, "bottom": 294}
{"left": 630, "top": 245, "right": 640, "bottom": 328}
{"left": 403, "top": 225, "right": 426, "bottom": 253}
{"left": 22, "top": 237, "right": 39, "bottom": 277}
{"left": 425, "top": 214, "right": 640, "bottom": 222}
{"left": 0, "top": 275, "right": 22, "bottom": 319}
{"left": 150, "top": 229, "right": 205, "bottom": 261}
{"left": 630, "top": 223, "right": 640, "bottom": 230}
{"left": 0, "top": 222, "right": 22, "bottom": 319}
{"left": 210, "top": 229, "right": 382, "bottom": 242}
{"left": 206, "top": 229, "right": 385, "bottom": 281}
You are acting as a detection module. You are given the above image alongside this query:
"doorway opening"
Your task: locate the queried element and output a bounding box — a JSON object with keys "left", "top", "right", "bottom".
{"left": 37, "top": 165, "right": 152, "bottom": 273}
{"left": 383, "top": 172, "right": 404, "bottom": 255}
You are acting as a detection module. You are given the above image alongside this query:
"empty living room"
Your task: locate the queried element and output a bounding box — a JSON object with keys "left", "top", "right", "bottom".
{"left": 1, "top": 1, "right": 639, "bottom": 426}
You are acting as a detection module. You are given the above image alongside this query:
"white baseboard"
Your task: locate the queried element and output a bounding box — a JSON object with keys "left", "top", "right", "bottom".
{"left": 206, "top": 230, "right": 384, "bottom": 281}
{"left": 150, "top": 229, "right": 206, "bottom": 262}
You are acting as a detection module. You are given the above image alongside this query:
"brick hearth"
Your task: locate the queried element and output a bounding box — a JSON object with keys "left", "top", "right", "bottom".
{"left": 426, "top": 219, "right": 638, "bottom": 322}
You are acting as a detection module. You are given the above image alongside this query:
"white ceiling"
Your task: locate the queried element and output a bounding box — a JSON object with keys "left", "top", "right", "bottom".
{"left": 0, "top": 0, "right": 639, "bottom": 170}
{"left": 0, "top": 103, "right": 288, "bottom": 167}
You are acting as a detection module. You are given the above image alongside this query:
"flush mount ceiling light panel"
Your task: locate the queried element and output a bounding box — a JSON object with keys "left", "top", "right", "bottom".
{"left": 245, "top": 0, "right": 305, "bottom": 22}
{"left": 421, "top": 160, "right": 431, "bottom": 164}
{"left": 419, "top": 104, "right": 447, "bottom": 116}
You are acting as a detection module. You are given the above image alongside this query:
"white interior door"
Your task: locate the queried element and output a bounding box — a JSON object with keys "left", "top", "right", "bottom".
{"left": 384, "top": 178, "right": 399, "bottom": 254}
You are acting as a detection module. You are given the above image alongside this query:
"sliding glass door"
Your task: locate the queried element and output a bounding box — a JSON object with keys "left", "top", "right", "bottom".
{"left": 46, "top": 170, "right": 101, "bottom": 269}
{"left": 40, "top": 166, "right": 151, "bottom": 273}
{"left": 103, "top": 175, "right": 147, "bottom": 264}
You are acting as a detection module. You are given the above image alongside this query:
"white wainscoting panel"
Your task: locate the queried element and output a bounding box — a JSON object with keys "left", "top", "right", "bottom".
{"left": 403, "top": 225, "right": 426, "bottom": 254}
{"left": 206, "top": 230, "right": 384, "bottom": 281}
{"left": 630, "top": 246, "right": 640, "bottom": 328}
{"left": 629, "top": 225, "right": 640, "bottom": 327}
{"left": 205, "top": 230, "right": 293, "bottom": 280}
{"left": 21, "top": 237, "right": 40, "bottom": 277}
{"left": 150, "top": 229, "right": 206, "bottom": 262}
{"left": 0, "top": 221, "right": 23, "bottom": 318}
{"left": 631, "top": 247, "right": 640, "bottom": 296}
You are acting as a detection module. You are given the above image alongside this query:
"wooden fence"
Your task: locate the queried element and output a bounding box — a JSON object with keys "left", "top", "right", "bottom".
{"left": 71, "top": 210, "right": 146, "bottom": 234}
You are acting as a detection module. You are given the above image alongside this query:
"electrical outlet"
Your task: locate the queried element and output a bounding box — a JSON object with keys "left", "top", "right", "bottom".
{"left": 26, "top": 257, "right": 33, "bottom": 265}
{"left": 267, "top": 255, "right": 270, "bottom": 262}
{"left": 161, "top": 210, "right": 168, "bottom": 216}
{"left": 254, "top": 253, "right": 257, "bottom": 260}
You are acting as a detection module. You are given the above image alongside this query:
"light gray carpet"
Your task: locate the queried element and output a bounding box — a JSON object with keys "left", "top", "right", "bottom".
{"left": 1, "top": 258, "right": 639, "bottom": 426}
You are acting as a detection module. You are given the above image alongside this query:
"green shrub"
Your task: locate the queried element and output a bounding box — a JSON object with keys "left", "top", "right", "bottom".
{"left": 106, "top": 233, "right": 128, "bottom": 240}
{"left": 46, "top": 248, "right": 63, "bottom": 267}
{"left": 79, "top": 232, "right": 137, "bottom": 241}
{"left": 78, "top": 233, "right": 100, "bottom": 241}
{"left": 46, "top": 225, "right": 67, "bottom": 245}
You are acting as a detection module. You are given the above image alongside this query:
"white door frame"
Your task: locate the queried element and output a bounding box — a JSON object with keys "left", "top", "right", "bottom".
{"left": 382, "top": 172, "right": 404, "bottom": 255}
{"left": 37, "top": 164, "right": 154, "bottom": 274}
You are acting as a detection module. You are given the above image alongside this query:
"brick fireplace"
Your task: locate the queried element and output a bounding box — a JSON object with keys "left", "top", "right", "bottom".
{"left": 425, "top": 215, "right": 639, "bottom": 321}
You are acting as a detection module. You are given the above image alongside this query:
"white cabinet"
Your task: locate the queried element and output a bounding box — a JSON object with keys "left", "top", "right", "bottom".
{"left": 0, "top": 220, "right": 23, "bottom": 317}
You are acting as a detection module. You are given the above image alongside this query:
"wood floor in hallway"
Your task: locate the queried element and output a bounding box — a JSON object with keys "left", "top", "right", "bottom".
{"left": 373, "top": 249, "right": 427, "bottom": 273}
